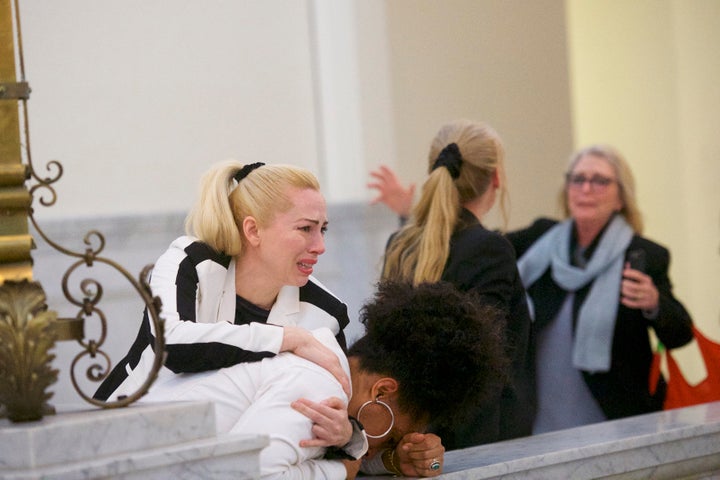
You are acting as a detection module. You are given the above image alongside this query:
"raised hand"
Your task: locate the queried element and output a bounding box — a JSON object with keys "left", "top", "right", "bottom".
{"left": 368, "top": 165, "right": 414, "bottom": 218}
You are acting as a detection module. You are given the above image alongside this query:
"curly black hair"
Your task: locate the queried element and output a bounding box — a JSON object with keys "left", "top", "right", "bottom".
{"left": 348, "top": 280, "right": 509, "bottom": 429}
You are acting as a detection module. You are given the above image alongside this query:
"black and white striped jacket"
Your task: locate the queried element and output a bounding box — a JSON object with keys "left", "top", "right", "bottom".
{"left": 94, "top": 235, "right": 350, "bottom": 401}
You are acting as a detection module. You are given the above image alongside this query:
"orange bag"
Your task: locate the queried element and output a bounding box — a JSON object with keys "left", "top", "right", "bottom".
{"left": 650, "top": 326, "right": 720, "bottom": 410}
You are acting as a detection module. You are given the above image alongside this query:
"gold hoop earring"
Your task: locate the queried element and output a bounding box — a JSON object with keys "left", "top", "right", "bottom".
{"left": 356, "top": 397, "right": 395, "bottom": 439}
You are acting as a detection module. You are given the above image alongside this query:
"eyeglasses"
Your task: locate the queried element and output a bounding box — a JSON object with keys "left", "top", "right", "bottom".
{"left": 565, "top": 173, "right": 616, "bottom": 190}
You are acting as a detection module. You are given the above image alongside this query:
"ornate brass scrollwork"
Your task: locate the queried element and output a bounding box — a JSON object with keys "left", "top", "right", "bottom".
{"left": 0, "top": 280, "right": 57, "bottom": 422}
{"left": 0, "top": 0, "right": 167, "bottom": 420}
{"left": 22, "top": 134, "right": 167, "bottom": 410}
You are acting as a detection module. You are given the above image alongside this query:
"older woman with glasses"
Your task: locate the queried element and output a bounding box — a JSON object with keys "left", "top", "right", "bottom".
{"left": 506, "top": 144, "right": 694, "bottom": 433}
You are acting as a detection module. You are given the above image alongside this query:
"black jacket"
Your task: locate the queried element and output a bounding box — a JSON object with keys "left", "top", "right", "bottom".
{"left": 506, "top": 218, "right": 693, "bottom": 419}
{"left": 415, "top": 209, "right": 536, "bottom": 448}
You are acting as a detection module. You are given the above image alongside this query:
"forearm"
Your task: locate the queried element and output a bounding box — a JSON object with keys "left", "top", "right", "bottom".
{"left": 652, "top": 292, "right": 693, "bottom": 348}
{"left": 159, "top": 317, "right": 283, "bottom": 372}
{"left": 153, "top": 243, "right": 284, "bottom": 372}
{"left": 647, "top": 266, "right": 693, "bottom": 348}
{"left": 342, "top": 417, "right": 368, "bottom": 459}
{"left": 360, "top": 448, "right": 401, "bottom": 476}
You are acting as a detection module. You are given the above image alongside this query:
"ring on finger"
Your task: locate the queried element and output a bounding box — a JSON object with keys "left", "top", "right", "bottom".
{"left": 429, "top": 459, "right": 441, "bottom": 471}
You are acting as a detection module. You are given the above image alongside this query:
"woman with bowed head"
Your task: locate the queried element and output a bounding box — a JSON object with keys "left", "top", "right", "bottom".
{"left": 507, "top": 144, "right": 694, "bottom": 433}
{"left": 142, "top": 280, "right": 508, "bottom": 479}
{"left": 376, "top": 119, "right": 535, "bottom": 449}
{"left": 95, "top": 160, "right": 362, "bottom": 456}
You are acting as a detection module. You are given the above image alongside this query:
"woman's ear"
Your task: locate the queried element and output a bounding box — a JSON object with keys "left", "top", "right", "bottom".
{"left": 242, "top": 216, "right": 261, "bottom": 247}
{"left": 492, "top": 169, "right": 501, "bottom": 189}
{"left": 371, "top": 377, "right": 399, "bottom": 399}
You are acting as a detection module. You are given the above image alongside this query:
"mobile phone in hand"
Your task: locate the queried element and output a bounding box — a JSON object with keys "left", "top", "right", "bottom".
{"left": 627, "top": 249, "right": 647, "bottom": 272}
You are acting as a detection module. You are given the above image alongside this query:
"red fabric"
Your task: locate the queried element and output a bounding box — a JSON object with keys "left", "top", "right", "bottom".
{"left": 648, "top": 348, "right": 662, "bottom": 396}
{"left": 662, "top": 326, "right": 720, "bottom": 410}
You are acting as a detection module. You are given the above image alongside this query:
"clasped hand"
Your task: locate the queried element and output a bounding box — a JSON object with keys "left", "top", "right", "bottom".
{"left": 393, "top": 432, "right": 445, "bottom": 477}
{"left": 621, "top": 265, "right": 659, "bottom": 311}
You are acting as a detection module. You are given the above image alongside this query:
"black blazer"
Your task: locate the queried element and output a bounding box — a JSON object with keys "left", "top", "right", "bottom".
{"left": 425, "top": 209, "right": 536, "bottom": 448}
{"left": 506, "top": 218, "right": 693, "bottom": 419}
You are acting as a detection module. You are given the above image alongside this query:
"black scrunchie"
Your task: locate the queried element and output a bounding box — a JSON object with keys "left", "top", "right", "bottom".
{"left": 234, "top": 162, "right": 265, "bottom": 183}
{"left": 432, "top": 143, "right": 462, "bottom": 179}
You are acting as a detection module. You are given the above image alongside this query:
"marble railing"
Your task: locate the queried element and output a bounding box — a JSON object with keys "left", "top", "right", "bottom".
{"left": 429, "top": 401, "right": 720, "bottom": 480}
{"left": 4, "top": 400, "right": 719, "bottom": 479}
{"left": 0, "top": 401, "right": 268, "bottom": 479}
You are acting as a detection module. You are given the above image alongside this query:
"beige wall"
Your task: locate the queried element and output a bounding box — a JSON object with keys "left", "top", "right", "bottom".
{"left": 21, "top": 0, "right": 322, "bottom": 218}
{"left": 566, "top": 0, "right": 720, "bottom": 358}
{"left": 20, "top": 0, "right": 573, "bottom": 228}
{"left": 382, "top": 0, "right": 574, "bottom": 230}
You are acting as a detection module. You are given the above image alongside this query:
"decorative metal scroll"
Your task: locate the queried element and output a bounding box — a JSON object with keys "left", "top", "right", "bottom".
{"left": 9, "top": 0, "right": 166, "bottom": 409}
{"left": 0, "top": 280, "right": 58, "bottom": 422}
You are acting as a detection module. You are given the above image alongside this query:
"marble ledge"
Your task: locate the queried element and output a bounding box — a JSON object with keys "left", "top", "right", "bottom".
{"left": 3, "top": 399, "right": 719, "bottom": 479}
{"left": 0, "top": 401, "right": 268, "bottom": 480}
{"left": 1, "top": 402, "right": 217, "bottom": 469}
{"left": 0, "top": 434, "right": 268, "bottom": 480}
{"left": 432, "top": 401, "right": 720, "bottom": 480}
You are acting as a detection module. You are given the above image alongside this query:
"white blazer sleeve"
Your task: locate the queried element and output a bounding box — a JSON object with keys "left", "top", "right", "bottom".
{"left": 228, "top": 359, "right": 350, "bottom": 480}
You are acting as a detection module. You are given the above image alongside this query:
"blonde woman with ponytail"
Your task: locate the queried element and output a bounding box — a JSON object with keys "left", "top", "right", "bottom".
{"left": 373, "top": 119, "right": 535, "bottom": 451}
{"left": 95, "top": 160, "right": 367, "bottom": 465}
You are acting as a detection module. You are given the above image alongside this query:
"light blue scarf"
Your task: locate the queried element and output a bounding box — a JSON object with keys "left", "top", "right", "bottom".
{"left": 517, "top": 215, "right": 633, "bottom": 373}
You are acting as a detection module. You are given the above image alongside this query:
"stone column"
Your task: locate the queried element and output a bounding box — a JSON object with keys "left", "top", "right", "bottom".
{"left": 0, "top": 0, "right": 59, "bottom": 423}
{"left": 0, "top": 0, "right": 33, "bottom": 282}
